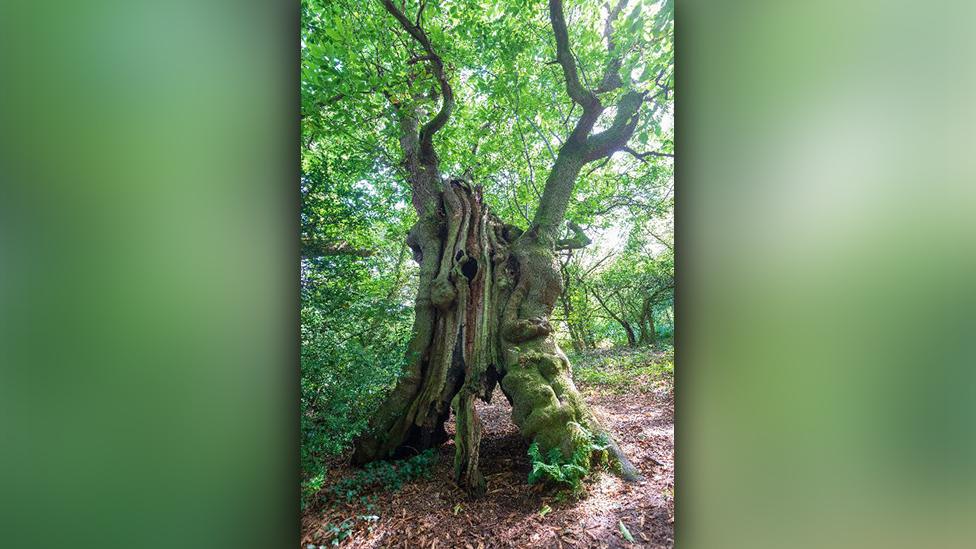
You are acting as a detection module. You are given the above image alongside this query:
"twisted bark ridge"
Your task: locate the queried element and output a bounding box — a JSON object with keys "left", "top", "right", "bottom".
{"left": 352, "top": 0, "right": 653, "bottom": 494}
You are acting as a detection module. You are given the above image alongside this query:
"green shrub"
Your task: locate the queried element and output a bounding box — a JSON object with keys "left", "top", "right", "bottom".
{"left": 300, "top": 303, "right": 409, "bottom": 509}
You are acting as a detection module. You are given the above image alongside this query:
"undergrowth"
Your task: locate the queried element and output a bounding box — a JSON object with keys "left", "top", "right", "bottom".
{"left": 305, "top": 450, "right": 438, "bottom": 546}
{"left": 527, "top": 423, "right": 611, "bottom": 495}
{"left": 304, "top": 449, "right": 438, "bottom": 510}
{"left": 570, "top": 345, "right": 673, "bottom": 395}
{"left": 330, "top": 449, "right": 438, "bottom": 502}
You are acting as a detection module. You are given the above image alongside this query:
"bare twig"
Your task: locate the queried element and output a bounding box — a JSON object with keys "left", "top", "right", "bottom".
{"left": 623, "top": 146, "right": 674, "bottom": 162}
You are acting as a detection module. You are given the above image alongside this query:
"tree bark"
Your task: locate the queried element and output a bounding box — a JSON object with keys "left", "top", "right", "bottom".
{"left": 352, "top": 181, "right": 640, "bottom": 493}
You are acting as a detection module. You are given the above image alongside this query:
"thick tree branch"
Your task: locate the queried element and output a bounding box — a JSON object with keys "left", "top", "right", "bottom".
{"left": 380, "top": 0, "right": 454, "bottom": 165}
{"left": 584, "top": 89, "right": 645, "bottom": 161}
{"left": 549, "top": 0, "right": 598, "bottom": 109}
{"left": 623, "top": 146, "right": 674, "bottom": 161}
{"left": 534, "top": 0, "right": 611, "bottom": 236}
{"left": 535, "top": 0, "right": 653, "bottom": 237}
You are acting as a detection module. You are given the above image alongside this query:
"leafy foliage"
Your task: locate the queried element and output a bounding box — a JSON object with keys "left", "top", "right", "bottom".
{"left": 302, "top": 0, "right": 673, "bottom": 228}
{"left": 300, "top": 160, "right": 417, "bottom": 507}
{"left": 556, "top": 210, "right": 674, "bottom": 350}
{"left": 329, "top": 450, "right": 438, "bottom": 504}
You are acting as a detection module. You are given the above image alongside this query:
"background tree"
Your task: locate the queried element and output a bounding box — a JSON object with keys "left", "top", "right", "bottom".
{"left": 581, "top": 215, "right": 674, "bottom": 347}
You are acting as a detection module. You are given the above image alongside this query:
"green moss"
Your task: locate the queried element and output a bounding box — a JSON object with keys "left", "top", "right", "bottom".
{"left": 536, "top": 354, "right": 562, "bottom": 379}
{"left": 500, "top": 368, "right": 558, "bottom": 426}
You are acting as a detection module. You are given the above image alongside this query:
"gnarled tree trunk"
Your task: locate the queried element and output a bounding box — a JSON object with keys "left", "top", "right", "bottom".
{"left": 352, "top": 0, "right": 655, "bottom": 495}
{"left": 352, "top": 180, "right": 639, "bottom": 494}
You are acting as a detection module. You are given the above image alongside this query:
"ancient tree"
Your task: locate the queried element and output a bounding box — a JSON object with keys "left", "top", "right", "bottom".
{"left": 352, "top": 0, "right": 662, "bottom": 494}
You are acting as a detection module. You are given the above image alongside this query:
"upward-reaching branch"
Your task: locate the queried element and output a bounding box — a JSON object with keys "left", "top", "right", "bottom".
{"left": 380, "top": 0, "right": 454, "bottom": 165}
{"left": 548, "top": 0, "right": 598, "bottom": 110}
{"left": 534, "top": 0, "right": 648, "bottom": 237}
{"left": 380, "top": 0, "right": 455, "bottom": 217}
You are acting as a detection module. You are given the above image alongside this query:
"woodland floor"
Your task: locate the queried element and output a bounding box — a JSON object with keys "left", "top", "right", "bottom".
{"left": 302, "top": 350, "right": 674, "bottom": 549}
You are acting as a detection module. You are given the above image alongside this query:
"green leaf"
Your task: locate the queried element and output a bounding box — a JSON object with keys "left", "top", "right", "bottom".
{"left": 618, "top": 520, "right": 635, "bottom": 543}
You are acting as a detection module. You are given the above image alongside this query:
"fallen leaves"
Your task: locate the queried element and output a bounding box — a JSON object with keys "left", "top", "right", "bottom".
{"left": 300, "top": 385, "right": 674, "bottom": 548}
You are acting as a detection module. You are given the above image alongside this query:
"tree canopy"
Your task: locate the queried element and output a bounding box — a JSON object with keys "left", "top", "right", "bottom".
{"left": 302, "top": 0, "right": 672, "bottom": 232}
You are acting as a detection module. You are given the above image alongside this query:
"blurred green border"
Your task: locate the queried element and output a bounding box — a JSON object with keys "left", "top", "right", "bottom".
{"left": 2, "top": 1, "right": 974, "bottom": 548}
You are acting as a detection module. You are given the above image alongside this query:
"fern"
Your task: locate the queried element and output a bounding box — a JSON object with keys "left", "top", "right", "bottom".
{"left": 526, "top": 425, "right": 610, "bottom": 490}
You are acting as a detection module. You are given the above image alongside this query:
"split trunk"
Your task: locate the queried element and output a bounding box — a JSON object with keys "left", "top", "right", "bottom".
{"left": 352, "top": 180, "right": 639, "bottom": 494}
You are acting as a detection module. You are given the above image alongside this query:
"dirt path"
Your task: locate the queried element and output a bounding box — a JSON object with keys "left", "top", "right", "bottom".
{"left": 302, "top": 382, "right": 674, "bottom": 548}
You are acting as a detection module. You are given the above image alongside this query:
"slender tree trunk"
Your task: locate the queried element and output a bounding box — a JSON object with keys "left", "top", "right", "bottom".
{"left": 581, "top": 287, "right": 597, "bottom": 349}
{"left": 624, "top": 322, "right": 638, "bottom": 347}
{"left": 561, "top": 294, "right": 585, "bottom": 354}
{"left": 638, "top": 296, "right": 656, "bottom": 346}
{"left": 647, "top": 306, "right": 656, "bottom": 345}
{"left": 558, "top": 257, "right": 586, "bottom": 353}
{"left": 592, "top": 287, "right": 638, "bottom": 348}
